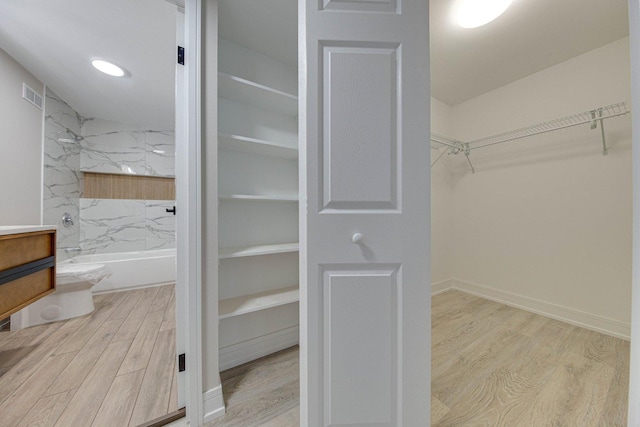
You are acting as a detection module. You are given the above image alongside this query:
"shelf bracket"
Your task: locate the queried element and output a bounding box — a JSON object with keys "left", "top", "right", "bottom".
{"left": 598, "top": 108, "right": 608, "bottom": 156}
{"left": 590, "top": 109, "right": 608, "bottom": 156}
{"left": 464, "top": 143, "right": 475, "bottom": 174}
{"left": 431, "top": 146, "right": 448, "bottom": 168}
{"left": 590, "top": 110, "right": 598, "bottom": 130}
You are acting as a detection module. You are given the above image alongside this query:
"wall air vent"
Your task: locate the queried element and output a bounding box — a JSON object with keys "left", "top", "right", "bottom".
{"left": 22, "top": 83, "right": 43, "bottom": 110}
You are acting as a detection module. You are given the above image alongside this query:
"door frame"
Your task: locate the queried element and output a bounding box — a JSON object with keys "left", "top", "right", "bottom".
{"left": 177, "top": 0, "right": 205, "bottom": 423}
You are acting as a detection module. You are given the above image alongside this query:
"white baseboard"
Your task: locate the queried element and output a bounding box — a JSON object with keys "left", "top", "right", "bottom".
{"left": 203, "top": 385, "right": 225, "bottom": 423}
{"left": 431, "top": 279, "right": 456, "bottom": 295}
{"left": 437, "top": 278, "right": 630, "bottom": 340}
{"left": 219, "top": 326, "right": 299, "bottom": 371}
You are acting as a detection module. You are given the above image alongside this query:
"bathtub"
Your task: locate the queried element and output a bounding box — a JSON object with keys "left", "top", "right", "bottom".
{"left": 60, "top": 248, "right": 176, "bottom": 294}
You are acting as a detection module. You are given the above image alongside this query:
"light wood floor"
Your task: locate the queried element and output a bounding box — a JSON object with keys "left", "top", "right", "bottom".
{"left": 0, "top": 284, "right": 178, "bottom": 427}
{"left": 206, "top": 346, "right": 299, "bottom": 427}
{"left": 208, "top": 290, "right": 630, "bottom": 426}
{"left": 431, "top": 291, "right": 629, "bottom": 426}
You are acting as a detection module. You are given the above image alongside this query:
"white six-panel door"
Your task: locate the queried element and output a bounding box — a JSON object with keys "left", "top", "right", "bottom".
{"left": 300, "top": 0, "right": 431, "bottom": 425}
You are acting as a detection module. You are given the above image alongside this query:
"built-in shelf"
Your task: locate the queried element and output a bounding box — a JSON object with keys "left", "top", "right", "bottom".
{"left": 218, "top": 134, "right": 298, "bottom": 159}
{"left": 219, "top": 194, "right": 298, "bottom": 202}
{"left": 218, "top": 72, "right": 298, "bottom": 116}
{"left": 219, "top": 286, "right": 299, "bottom": 319}
{"left": 219, "top": 242, "right": 299, "bottom": 259}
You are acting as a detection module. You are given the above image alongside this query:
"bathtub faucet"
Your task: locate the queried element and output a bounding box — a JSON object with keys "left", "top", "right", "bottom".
{"left": 61, "top": 213, "right": 74, "bottom": 227}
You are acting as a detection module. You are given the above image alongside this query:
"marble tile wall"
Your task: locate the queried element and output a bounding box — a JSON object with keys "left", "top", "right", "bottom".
{"left": 79, "top": 198, "right": 176, "bottom": 254}
{"left": 145, "top": 200, "right": 177, "bottom": 250}
{"left": 42, "top": 89, "right": 83, "bottom": 260}
{"left": 80, "top": 118, "right": 175, "bottom": 177}
{"left": 78, "top": 120, "right": 176, "bottom": 253}
{"left": 145, "top": 130, "right": 176, "bottom": 177}
{"left": 43, "top": 104, "right": 176, "bottom": 256}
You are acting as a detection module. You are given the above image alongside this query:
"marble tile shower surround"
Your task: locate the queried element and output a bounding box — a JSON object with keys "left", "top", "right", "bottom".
{"left": 78, "top": 120, "right": 176, "bottom": 254}
{"left": 80, "top": 118, "right": 175, "bottom": 177}
{"left": 42, "top": 103, "right": 176, "bottom": 257}
{"left": 79, "top": 198, "right": 176, "bottom": 254}
{"left": 43, "top": 89, "right": 83, "bottom": 260}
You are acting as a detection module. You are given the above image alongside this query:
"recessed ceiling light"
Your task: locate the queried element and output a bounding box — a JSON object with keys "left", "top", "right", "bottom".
{"left": 456, "top": 0, "right": 513, "bottom": 29}
{"left": 91, "top": 59, "right": 127, "bottom": 77}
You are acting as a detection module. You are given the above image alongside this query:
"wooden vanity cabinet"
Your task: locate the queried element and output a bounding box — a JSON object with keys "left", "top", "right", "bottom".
{"left": 0, "top": 229, "right": 56, "bottom": 319}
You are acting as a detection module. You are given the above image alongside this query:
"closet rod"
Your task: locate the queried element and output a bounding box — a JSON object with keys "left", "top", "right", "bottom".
{"left": 431, "top": 133, "right": 463, "bottom": 150}
{"left": 429, "top": 101, "right": 630, "bottom": 173}
{"left": 466, "top": 101, "right": 629, "bottom": 151}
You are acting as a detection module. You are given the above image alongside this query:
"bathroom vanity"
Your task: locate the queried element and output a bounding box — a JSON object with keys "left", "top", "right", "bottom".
{"left": 0, "top": 226, "right": 56, "bottom": 319}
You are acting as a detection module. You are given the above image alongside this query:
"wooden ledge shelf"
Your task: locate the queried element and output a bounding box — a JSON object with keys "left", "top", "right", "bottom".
{"left": 219, "top": 243, "right": 299, "bottom": 259}
{"left": 218, "top": 72, "right": 298, "bottom": 116}
{"left": 83, "top": 172, "right": 175, "bottom": 201}
{"left": 219, "top": 286, "right": 299, "bottom": 319}
{"left": 218, "top": 134, "right": 298, "bottom": 159}
{"left": 219, "top": 194, "right": 298, "bottom": 202}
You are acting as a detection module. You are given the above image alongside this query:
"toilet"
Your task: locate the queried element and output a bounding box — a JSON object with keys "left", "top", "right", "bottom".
{"left": 10, "top": 263, "right": 112, "bottom": 331}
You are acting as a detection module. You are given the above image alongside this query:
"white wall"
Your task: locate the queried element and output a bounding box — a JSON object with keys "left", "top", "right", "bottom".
{"left": 0, "top": 47, "right": 44, "bottom": 225}
{"left": 431, "top": 97, "right": 455, "bottom": 284}
{"left": 445, "top": 37, "right": 632, "bottom": 332}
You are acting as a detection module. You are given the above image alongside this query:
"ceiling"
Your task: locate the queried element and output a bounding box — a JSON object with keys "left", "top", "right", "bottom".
{"left": 0, "top": 0, "right": 177, "bottom": 128}
{"left": 0, "top": 0, "right": 630, "bottom": 128}
{"left": 430, "top": 0, "right": 629, "bottom": 105}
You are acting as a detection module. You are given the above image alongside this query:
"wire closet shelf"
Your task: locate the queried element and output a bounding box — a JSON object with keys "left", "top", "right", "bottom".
{"left": 430, "top": 101, "right": 631, "bottom": 172}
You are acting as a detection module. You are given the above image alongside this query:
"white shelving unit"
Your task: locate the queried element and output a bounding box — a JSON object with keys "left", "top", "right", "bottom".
{"left": 219, "top": 194, "right": 298, "bottom": 202}
{"left": 219, "top": 286, "right": 299, "bottom": 320}
{"left": 218, "top": 133, "right": 298, "bottom": 159}
{"left": 217, "top": 37, "right": 300, "bottom": 370}
{"left": 219, "top": 242, "right": 299, "bottom": 259}
{"left": 218, "top": 72, "right": 298, "bottom": 116}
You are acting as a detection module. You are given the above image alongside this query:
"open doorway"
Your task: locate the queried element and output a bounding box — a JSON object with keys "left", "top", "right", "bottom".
{"left": 429, "top": 0, "right": 631, "bottom": 425}
{"left": 0, "top": 0, "right": 185, "bottom": 425}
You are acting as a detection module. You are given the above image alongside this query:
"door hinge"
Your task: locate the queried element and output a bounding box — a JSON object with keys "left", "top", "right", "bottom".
{"left": 178, "top": 353, "right": 186, "bottom": 372}
{"left": 177, "top": 46, "right": 185, "bottom": 65}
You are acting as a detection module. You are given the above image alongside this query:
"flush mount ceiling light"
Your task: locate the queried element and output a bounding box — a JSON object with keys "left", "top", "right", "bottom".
{"left": 91, "top": 59, "right": 127, "bottom": 77}
{"left": 456, "top": 0, "right": 513, "bottom": 28}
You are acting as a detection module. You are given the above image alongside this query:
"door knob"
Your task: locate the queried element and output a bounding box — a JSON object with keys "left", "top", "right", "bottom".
{"left": 352, "top": 233, "right": 363, "bottom": 244}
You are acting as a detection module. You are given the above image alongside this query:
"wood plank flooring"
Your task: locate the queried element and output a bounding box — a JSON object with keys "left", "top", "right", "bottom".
{"left": 0, "top": 284, "right": 178, "bottom": 427}
{"left": 430, "top": 291, "right": 629, "bottom": 426}
{"left": 206, "top": 346, "right": 300, "bottom": 427}
{"left": 207, "top": 290, "right": 629, "bottom": 426}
